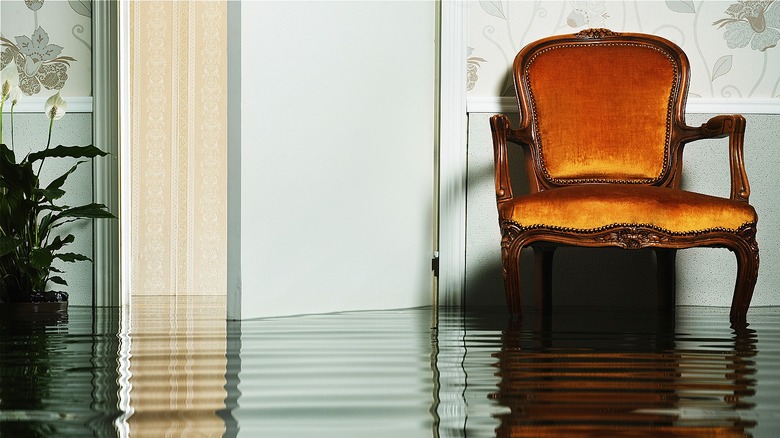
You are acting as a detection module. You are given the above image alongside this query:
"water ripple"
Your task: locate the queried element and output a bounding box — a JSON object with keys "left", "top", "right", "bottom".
{"left": 2, "top": 305, "right": 780, "bottom": 436}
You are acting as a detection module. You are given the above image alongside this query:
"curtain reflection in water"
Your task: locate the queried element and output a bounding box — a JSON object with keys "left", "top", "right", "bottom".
{"left": 117, "top": 296, "right": 229, "bottom": 437}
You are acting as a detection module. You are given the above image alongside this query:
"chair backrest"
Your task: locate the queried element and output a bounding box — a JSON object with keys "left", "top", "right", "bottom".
{"left": 514, "top": 29, "right": 689, "bottom": 189}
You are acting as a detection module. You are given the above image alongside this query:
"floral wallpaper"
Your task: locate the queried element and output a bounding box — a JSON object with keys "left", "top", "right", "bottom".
{"left": 467, "top": 0, "right": 780, "bottom": 99}
{"left": 0, "top": 0, "right": 91, "bottom": 98}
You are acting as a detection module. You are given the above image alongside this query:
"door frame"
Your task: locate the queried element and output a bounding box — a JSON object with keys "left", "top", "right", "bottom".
{"left": 93, "top": 0, "right": 121, "bottom": 307}
{"left": 438, "top": 0, "right": 468, "bottom": 308}
{"left": 106, "top": 0, "right": 468, "bottom": 310}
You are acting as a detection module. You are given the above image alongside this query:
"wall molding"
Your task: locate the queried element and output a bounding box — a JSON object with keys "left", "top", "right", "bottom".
{"left": 438, "top": 0, "right": 468, "bottom": 308}
{"left": 467, "top": 96, "right": 780, "bottom": 115}
{"left": 2, "top": 97, "right": 93, "bottom": 114}
{"left": 92, "top": 0, "right": 120, "bottom": 307}
{"left": 226, "top": 0, "right": 242, "bottom": 320}
{"left": 119, "top": 0, "right": 132, "bottom": 308}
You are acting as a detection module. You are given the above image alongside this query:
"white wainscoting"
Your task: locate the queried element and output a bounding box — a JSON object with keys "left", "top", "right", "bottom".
{"left": 3, "top": 97, "right": 93, "bottom": 114}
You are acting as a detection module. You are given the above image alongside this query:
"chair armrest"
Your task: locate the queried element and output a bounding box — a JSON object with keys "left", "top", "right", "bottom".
{"left": 681, "top": 114, "right": 750, "bottom": 203}
{"left": 490, "top": 114, "right": 538, "bottom": 202}
{"left": 490, "top": 114, "right": 514, "bottom": 203}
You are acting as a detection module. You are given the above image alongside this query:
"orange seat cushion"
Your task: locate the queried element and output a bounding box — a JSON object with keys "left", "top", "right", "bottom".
{"left": 499, "top": 185, "right": 757, "bottom": 234}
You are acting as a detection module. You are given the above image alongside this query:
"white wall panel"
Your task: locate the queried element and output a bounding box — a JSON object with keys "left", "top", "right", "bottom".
{"left": 234, "top": 1, "right": 437, "bottom": 318}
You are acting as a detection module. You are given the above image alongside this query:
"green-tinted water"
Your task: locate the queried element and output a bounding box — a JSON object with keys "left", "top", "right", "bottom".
{"left": 1, "top": 305, "right": 779, "bottom": 437}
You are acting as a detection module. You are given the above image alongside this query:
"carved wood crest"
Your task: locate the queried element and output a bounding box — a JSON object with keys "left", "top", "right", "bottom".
{"left": 574, "top": 28, "right": 621, "bottom": 39}
{"left": 593, "top": 227, "right": 670, "bottom": 249}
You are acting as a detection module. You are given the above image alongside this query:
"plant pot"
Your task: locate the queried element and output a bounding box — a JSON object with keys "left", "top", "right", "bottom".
{"left": 0, "top": 291, "right": 68, "bottom": 314}
{"left": 1, "top": 300, "right": 68, "bottom": 313}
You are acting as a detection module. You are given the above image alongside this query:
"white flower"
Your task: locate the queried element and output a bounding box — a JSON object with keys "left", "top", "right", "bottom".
{"left": 10, "top": 86, "right": 22, "bottom": 106}
{"left": 44, "top": 91, "right": 67, "bottom": 120}
{"left": 1, "top": 65, "right": 19, "bottom": 99}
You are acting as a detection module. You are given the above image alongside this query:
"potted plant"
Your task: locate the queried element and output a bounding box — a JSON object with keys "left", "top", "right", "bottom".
{"left": 0, "top": 68, "right": 115, "bottom": 311}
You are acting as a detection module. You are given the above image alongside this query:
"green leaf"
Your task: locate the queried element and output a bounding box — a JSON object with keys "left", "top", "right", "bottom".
{"left": 46, "top": 161, "right": 87, "bottom": 193}
{"left": 1, "top": 143, "right": 16, "bottom": 164}
{"left": 1, "top": 154, "right": 37, "bottom": 195}
{"left": 0, "top": 236, "right": 21, "bottom": 257}
{"left": 0, "top": 196, "right": 33, "bottom": 236}
{"left": 49, "top": 276, "right": 68, "bottom": 286}
{"left": 30, "top": 248, "right": 54, "bottom": 269}
{"left": 52, "top": 203, "right": 116, "bottom": 223}
{"left": 50, "top": 218, "right": 82, "bottom": 229}
{"left": 34, "top": 187, "right": 67, "bottom": 201}
{"left": 55, "top": 252, "right": 91, "bottom": 263}
{"left": 38, "top": 213, "right": 54, "bottom": 234}
{"left": 46, "top": 234, "right": 76, "bottom": 252}
{"left": 40, "top": 205, "right": 68, "bottom": 214}
{"left": 28, "top": 145, "right": 108, "bottom": 163}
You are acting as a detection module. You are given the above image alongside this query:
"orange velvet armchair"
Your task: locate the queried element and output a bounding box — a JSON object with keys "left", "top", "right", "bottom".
{"left": 490, "top": 29, "right": 759, "bottom": 321}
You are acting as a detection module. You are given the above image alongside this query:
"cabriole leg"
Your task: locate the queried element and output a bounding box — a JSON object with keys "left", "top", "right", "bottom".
{"left": 501, "top": 233, "right": 523, "bottom": 318}
{"left": 655, "top": 248, "right": 677, "bottom": 311}
{"left": 730, "top": 235, "right": 759, "bottom": 322}
{"left": 533, "top": 246, "right": 555, "bottom": 315}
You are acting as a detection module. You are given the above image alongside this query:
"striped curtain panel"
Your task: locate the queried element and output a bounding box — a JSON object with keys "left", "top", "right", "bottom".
{"left": 129, "top": 0, "right": 227, "bottom": 296}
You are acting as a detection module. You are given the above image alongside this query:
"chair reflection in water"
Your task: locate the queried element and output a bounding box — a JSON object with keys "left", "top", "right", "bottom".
{"left": 490, "top": 29, "right": 759, "bottom": 321}
{"left": 491, "top": 314, "right": 758, "bottom": 437}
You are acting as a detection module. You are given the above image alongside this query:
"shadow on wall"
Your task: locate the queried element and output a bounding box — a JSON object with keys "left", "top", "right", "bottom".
{"left": 465, "top": 113, "right": 661, "bottom": 311}
{"left": 465, "top": 247, "right": 661, "bottom": 310}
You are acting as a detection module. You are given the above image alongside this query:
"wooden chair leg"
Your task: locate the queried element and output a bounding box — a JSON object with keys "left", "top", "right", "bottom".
{"left": 730, "top": 238, "right": 759, "bottom": 322}
{"left": 502, "top": 244, "right": 523, "bottom": 318}
{"left": 533, "top": 246, "right": 554, "bottom": 315}
{"left": 655, "top": 249, "right": 677, "bottom": 311}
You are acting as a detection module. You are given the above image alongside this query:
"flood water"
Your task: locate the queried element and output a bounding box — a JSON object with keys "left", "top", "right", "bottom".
{"left": 1, "top": 302, "right": 779, "bottom": 437}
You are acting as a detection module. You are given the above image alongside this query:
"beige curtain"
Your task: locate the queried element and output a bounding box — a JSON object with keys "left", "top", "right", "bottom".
{"left": 129, "top": 0, "right": 227, "bottom": 296}
{"left": 125, "top": 4, "right": 228, "bottom": 434}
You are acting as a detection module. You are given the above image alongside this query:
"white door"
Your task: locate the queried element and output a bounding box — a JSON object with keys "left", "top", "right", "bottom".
{"left": 232, "top": 1, "right": 438, "bottom": 318}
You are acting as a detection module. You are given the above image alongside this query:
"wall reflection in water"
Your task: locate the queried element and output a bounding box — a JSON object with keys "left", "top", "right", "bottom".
{"left": 2, "top": 303, "right": 778, "bottom": 437}
{"left": 227, "top": 308, "right": 436, "bottom": 437}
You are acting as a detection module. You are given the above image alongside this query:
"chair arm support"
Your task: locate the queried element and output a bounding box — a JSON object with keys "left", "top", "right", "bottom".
{"left": 490, "top": 114, "right": 514, "bottom": 203}
{"left": 681, "top": 114, "right": 750, "bottom": 203}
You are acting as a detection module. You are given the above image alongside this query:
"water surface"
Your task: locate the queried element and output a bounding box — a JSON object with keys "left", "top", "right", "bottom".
{"left": 1, "top": 303, "right": 779, "bottom": 437}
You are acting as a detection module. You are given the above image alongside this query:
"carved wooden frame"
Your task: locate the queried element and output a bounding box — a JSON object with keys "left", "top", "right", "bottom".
{"left": 490, "top": 29, "right": 759, "bottom": 321}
